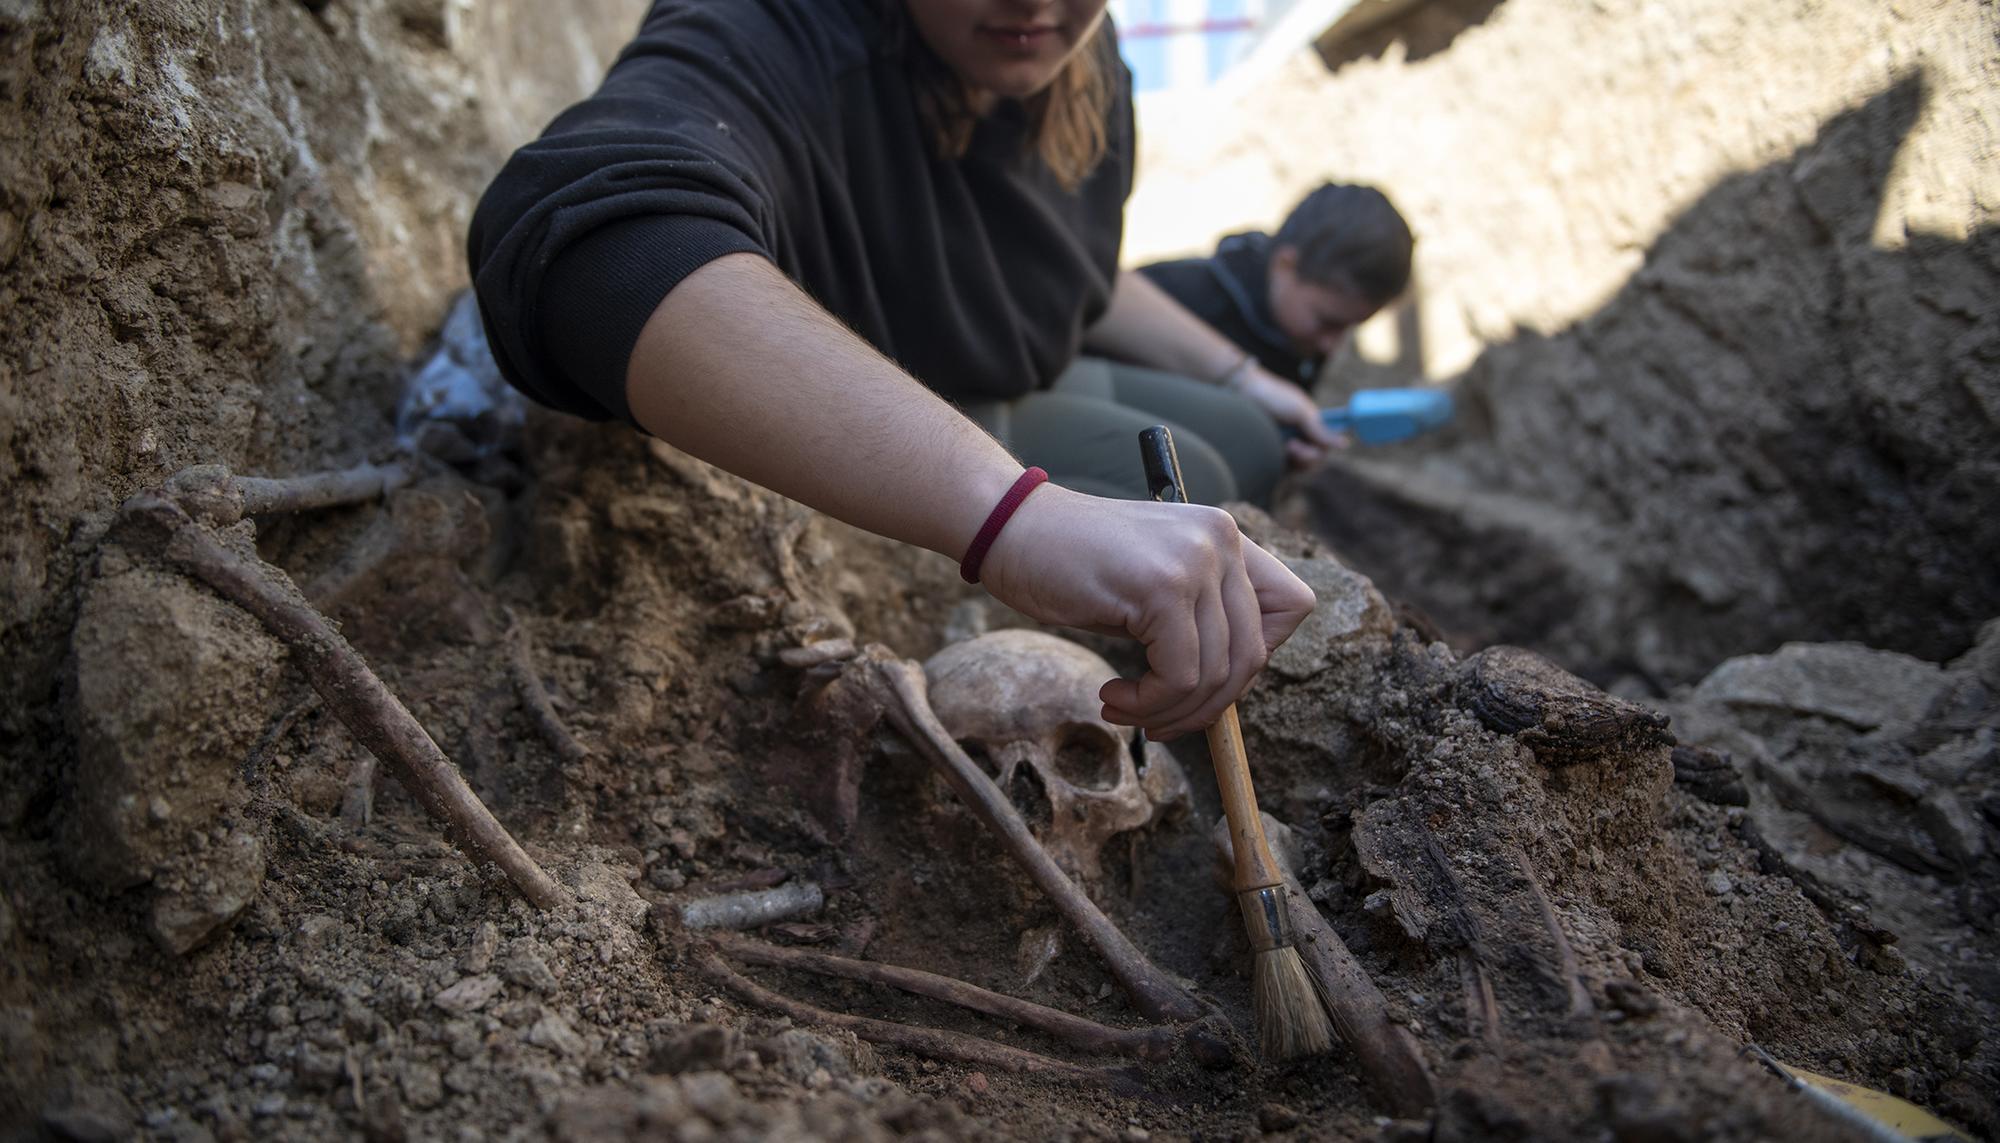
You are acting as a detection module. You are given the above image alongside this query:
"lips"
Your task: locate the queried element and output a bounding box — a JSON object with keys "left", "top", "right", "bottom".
{"left": 979, "top": 24, "right": 1060, "bottom": 49}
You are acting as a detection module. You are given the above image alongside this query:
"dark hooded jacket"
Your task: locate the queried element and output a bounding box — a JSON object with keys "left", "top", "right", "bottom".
{"left": 1139, "top": 231, "right": 1316, "bottom": 386}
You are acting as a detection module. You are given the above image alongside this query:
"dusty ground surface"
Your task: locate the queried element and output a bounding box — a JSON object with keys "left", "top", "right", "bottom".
{"left": 9, "top": 429, "right": 1996, "bottom": 1141}
{"left": 1, "top": 1, "right": 1996, "bottom": 1142}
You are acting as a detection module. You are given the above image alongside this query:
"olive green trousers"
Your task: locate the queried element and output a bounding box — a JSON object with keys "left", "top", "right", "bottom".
{"left": 963, "top": 357, "right": 1284, "bottom": 506}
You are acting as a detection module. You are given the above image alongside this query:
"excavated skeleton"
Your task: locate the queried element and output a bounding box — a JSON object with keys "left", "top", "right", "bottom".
{"left": 923, "top": 629, "right": 1190, "bottom": 881}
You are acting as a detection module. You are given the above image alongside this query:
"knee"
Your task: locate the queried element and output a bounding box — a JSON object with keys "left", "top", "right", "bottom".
{"left": 1171, "top": 434, "right": 1240, "bottom": 506}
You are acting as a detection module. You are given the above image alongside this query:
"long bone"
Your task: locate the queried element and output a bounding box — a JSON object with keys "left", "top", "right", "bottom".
{"left": 693, "top": 949, "right": 1139, "bottom": 1088}
{"left": 711, "top": 932, "right": 1184, "bottom": 1061}
{"left": 114, "top": 474, "right": 568, "bottom": 910}
{"left": 845, "top": 647, "right": 1209, "bottom": 1025}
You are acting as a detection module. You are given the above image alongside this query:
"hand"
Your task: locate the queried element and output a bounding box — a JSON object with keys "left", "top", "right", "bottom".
{"left": 977, "top": 484, "right": 1317, "bottom": 740}
{"left": 1238, "top": 367, "right": 1345, "bottom": 466}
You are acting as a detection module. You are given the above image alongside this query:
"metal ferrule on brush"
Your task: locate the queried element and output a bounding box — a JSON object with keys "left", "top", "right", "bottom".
{"left": 1236, "top": 885, "right": 1295, "bottom": 953}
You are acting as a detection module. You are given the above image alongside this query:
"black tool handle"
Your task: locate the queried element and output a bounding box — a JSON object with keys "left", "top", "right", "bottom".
{"left": 1138, "top": 425, "right": 1189, "bottom": 505}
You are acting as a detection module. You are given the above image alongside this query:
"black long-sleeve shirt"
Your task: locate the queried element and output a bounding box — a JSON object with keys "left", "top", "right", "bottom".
{"left": 1139, "top": 231, "right": 1317, "bottom": 386}
{"left": 469, "top": 0, "right": 1135, "bottom": 426}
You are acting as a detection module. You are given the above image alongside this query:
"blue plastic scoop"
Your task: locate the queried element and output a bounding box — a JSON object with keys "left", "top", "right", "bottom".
{"left": 1320, "top": 388, "right": 1455, "bottom": 445}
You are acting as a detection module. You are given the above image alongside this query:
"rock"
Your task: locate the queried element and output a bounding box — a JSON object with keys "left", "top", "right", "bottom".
{"left": 528, "top": 1012, "right": 586, "bottom": 1057}
{"left": 432, "top": 975, "right": 502, "bottom": 1014}
{"left": 1266, "top": 557, "right": 1395, "bottom": 681}
{"left": 1605, "top": 979, "right": 1661, "bottom": 1017}
{"left": 399, "top": 1063, "right": 444, "bottom": 1111}
{"left": 1921, "top": 793, "right": 1988, "bottom": 866}
{"left": 66, "top": 556, "right": 285, "bottom": 891}
{"left": 754, "top": 1029, "right": 854, "bottom": 1085}
{"left": 1669, "top": 745, "right": 1747, "bottom": 806}
{"left": 1257, "top": 1101, "right": 1302, "bottom": 1132}
{"left": 561, "top": 860, "right": 649, "bottom": 927}
{"left": 1917, "top": 728, "right": 1995, "bottom": 786}
{"left": 1705, "top": 871, "right": 1734, "bottom": 896}
{"left": 652, "top": 1024, "right": 740, "bottom": 1075}
{"left": 1690, "top": 642, "right": 1948, "bottom": 731}
{"left": 678, "top": 1072, "right": 743, "bottom": 1123}
{"left": 147, "top": 831, "right": 267, "bottom": 955}
{"left": 459, "top": 922, "right": 500, "bottom": 974}
{"left": 498, "top": 940, "right": 560, "bottom": 993}
{"left": 1015, "top": 926, "right": 1062, "bottom": 987}
{"left": 1593, "top": 1073, "right": 1695, "bottom": 1143}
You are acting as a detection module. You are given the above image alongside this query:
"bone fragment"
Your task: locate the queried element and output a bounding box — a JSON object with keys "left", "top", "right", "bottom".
{"left": 778, "top": 639, "right": 857, "bottom": 669}
{"left": 855, "top": 648, "right": 1207, "bottom": 1024}
{"left": 340, "top": 754, "right": 378, "bottom": 827}
{"left": 694, "top": 949, "right": 1138, "bottom": 1088}
{"left": 165, "top": 460, "right": 414, "bottom": 526}
{"left": 504, "top": 612, "right": 589, "bottom": 766}
{"left": 712, "top": 933, "right": 1182, "bottom": 1060}
{"left": 679, "top": 882, "right": 824, "bottom": 931}
{"left": 1460, "top": 952, "right": 1501, "bottom": 1047}
{"left": 114, "top": 490, "right": 568, "bottom": 911}
{"left": 1212, "top": 816, "right": 1435, "bottom": 1117}
{"left": 1513, "top": 847, "right": 1595, "bottom": 1025}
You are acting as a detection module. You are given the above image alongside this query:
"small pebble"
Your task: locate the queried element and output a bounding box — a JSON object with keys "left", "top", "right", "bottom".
{"left": 967, "top": 1071, "right": 988, "bottom": 1096}
{"left": 1706, "top": 871, "right": 1734, "bottom": 895}
{"left": 1257, "top": 1101, "right": 1301, "bottom": 1132}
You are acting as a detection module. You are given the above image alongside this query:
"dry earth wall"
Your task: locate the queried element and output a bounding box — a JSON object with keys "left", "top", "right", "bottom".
{"left": 1130, "top": 0, "right": 1999, "bottom": 685}
{"left": 0, "top": 0, "right": 640, "bottom": 822}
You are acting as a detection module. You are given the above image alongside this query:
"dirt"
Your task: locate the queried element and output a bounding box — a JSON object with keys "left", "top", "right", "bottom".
{"left": 1137, "top": 0, "right": 2000, "bottom": 689}
{"left": 2, "top": 1, "right": 1996, "bottom": 1142}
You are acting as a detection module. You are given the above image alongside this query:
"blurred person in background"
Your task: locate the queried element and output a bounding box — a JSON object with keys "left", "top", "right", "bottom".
{"left": 1139, "top": 183, "right": 1414, "bottom": 393}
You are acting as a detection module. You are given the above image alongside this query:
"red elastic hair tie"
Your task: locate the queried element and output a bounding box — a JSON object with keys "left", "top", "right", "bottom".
{"left": 959, "top": 467, "right": 1048, "bottom": 584}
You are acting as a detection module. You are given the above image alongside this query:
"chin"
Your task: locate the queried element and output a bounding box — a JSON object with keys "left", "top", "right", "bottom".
{"left": 979, "top": 66, "right": 1062, "bottom": 100}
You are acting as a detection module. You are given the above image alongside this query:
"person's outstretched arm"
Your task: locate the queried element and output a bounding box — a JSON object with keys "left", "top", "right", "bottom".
{"left": 626, "top": 253, "right": 1316, "bottom": 740}
{"left": 1084, "top": 269, "right": 1340, "bottom": 464}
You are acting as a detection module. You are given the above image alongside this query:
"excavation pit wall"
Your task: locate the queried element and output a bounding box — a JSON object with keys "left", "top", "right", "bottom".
{"left": 0, "top": 0, "right": 1995, "bottom": 1139}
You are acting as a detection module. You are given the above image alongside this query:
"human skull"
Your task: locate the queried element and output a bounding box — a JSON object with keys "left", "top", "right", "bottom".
{"left": 923, "top": 630, "right": 1191, "bottom": 881}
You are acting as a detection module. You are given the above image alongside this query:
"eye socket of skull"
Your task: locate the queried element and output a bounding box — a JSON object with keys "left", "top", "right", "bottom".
{"left": 1052, "top": 723, "right": 1125, "bottom": 791}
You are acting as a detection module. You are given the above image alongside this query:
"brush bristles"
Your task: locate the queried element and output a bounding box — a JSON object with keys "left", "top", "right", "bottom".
{"left": 1254, "top": 946, "right": 1334, "bottom": 1060}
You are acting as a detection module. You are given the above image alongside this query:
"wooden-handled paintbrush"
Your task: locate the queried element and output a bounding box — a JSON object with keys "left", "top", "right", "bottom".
{"left": 1138, "top": 426, "right": 1334, "bottom": 1061}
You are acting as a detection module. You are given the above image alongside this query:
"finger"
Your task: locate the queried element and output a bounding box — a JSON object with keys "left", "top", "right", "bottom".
{"left": 1096, "top": 597, "right": 1202, "bottom": 721}
{"left": 1154, "top": 542, "right": 1269, "bottom": 736}
{"left": 1297, "top": 409, "right": 1342, "bottom": 447}
{"left": 1285, "top": 438, "right": 1325, "bottom": 468}
{"left": 1134, "top": 579, "right": 1234, "bottom": 735}
{"left": 1242, "top": 541, "right": 1316, "bottom": 653}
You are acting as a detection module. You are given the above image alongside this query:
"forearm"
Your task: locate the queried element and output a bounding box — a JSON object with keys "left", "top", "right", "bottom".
{"left": 624, "top": 253, "right": 1022, "bottom": 559}
{"left": 1082, "top": 268, "right": 1248, "bottom": 382}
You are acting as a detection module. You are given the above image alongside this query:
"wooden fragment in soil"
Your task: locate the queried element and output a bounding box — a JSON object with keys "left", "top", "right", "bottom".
{"left": 1458, "top": 645, "right": 1672, "bottom": 764}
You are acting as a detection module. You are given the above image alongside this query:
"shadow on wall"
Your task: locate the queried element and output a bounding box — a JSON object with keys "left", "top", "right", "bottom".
{"left": 1315, "top": 0, "right": 1508, "bottom": 71}
{"left": 1294, "top": 74, "right": 2000, "bottom": 688}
